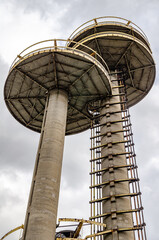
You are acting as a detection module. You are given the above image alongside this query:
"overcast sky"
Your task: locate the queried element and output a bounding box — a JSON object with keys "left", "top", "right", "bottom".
{"left": 0, "top": 0, "right": 159, "bottom": 240}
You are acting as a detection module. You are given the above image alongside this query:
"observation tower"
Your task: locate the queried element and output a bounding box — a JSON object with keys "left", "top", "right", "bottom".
{"left": 68, "top": 16, "right": 155, "bottom": 240}
{"left": 3, "top": 17, "right": 155, "bottom": 240}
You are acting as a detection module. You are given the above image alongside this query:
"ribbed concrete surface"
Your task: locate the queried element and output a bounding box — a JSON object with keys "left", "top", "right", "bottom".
{"left": 100, "top": 75, "right": 134, "bottom": 240}
{"left": 23, "top": 89, "right": 68, "bottom": 240}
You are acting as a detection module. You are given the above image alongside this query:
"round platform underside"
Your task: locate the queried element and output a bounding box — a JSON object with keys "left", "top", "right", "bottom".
{"left": 69, "top": 28, "right": 155, "bottom": 107}
{"left": 4, "top": 49, "right": 111, "bottom": 135}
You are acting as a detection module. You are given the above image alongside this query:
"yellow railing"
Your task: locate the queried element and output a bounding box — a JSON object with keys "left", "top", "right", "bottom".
{"left": 10, "top": 39, "right": 110, "bottom": 75}
{"left": 68, "top": 16, "right": 149, "bottom": 45}
{"left": 0, "top": 225, "right": 24, "bottom": 240}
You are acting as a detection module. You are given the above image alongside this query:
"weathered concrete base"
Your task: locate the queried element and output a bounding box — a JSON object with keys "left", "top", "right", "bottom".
{"left": 22, "top": 89, "right": 68, "bottom": 240}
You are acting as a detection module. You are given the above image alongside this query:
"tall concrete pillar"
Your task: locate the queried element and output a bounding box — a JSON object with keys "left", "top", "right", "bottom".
{"left": 23, "top": 89, "right": 68, "bottom": 240}
{"left": 100, "top": 74, "right": 134, "bottom": 240}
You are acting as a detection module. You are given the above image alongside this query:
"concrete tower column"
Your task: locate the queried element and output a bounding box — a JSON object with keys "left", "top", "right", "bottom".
{"left": 100, "top": 74, "right": 134, "bottom": 240}
{"left": 23, "top": 89, "right": 68, "bottom": 240}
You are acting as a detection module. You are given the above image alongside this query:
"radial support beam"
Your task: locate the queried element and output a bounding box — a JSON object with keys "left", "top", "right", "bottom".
{"left": 22, "top": 89, "right": 68, "bottom": 240}
{"left": 114, "top": 42, "right": 134, "bottom": 68}
{"left": 16, "top": 67, "right": 48, "bottom": 91}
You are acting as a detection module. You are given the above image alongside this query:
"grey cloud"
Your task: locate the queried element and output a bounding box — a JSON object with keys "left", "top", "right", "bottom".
{"left": 129, "top": 84, "right": 159, "bottom": 240}
{"left": 0, "top": 1, "right": 159, "bottom": 240}
{"left": 5, "top": 0, "right": 159, "bottom": 37}
{"left": 0, "top": 58, "right": 8, "bottom": 91}
{"left": 6, "top": 0, "right": 70, "bottom": 19}
{"left": 62, "top": 131, "right": 90, "bottom": 189}
{"left": 0, "top": 56, "right": 39, "bottom": 172}
{"left": 0, "top": 185, "right": 21, "bottom": 212}
{"left": 0, "top": 132, "right": 38, "bottom": 171}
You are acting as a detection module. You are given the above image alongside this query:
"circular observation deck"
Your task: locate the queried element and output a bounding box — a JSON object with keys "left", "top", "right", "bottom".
{"left": 68, "top": 16, "right": 156, "bottom": 107}
{"left": 4, "top": 39, "right": 111, "bottom": 135}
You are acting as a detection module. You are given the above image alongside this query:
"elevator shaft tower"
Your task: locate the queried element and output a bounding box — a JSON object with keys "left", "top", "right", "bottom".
{"left": 90, "top": 74, "right": 145, "bottom": 240}
{"left": 68, "top": 16, "right": 155, "bottom": 240}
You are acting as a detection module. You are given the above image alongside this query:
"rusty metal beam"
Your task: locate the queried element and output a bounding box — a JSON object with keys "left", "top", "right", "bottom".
{"left": 115, "top": 42, "right": 134, "bottom": 68}
{"left": 5, "top": 96, "right": 45, "bottom": 100}
{"left": 130, "top": 64, "right": 155, "bottom": 73}
{"left": 125, "top": 55, "right": 135, "bottom": 87}
{"left": 15, "top": 68, "right": 48, "bottom": 91}
{"left": 94, "top": 65, "right": 110, "bottom": 94}
{"left": 69, "top": 65, "right": 95, "bottom": 87}
{"left": 52, "top": 52, "right": 58, "bottom": 87}
{"left": 9, "top": 100, "right": 27, "bottom": 124}
{"left": 69, "top": 103, "right": 92, "bottom": 120}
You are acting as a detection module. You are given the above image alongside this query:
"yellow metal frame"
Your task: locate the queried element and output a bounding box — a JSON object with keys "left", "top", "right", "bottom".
{"left": 0, "top": 225, "right": 24, "bottom": 240}
{"left": 58, "top": 218, "right": 106, "bottom": 227}
{"left": 58, "top": 218, "right": 106, "bottom": 239}
{"left": 68, "top": 16, "right": 149, "bottom": 45}
{"left": 56, "top": 238, "right": 84, "bottom": 240}
{"left": 10, "top": 39, "right": 110, "bottom": 75}
{"left": 71, "top": 31, "right": 152, "bottom": 55}
{"left": 0, "top": 218, "right": 105, "bottom": 240}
